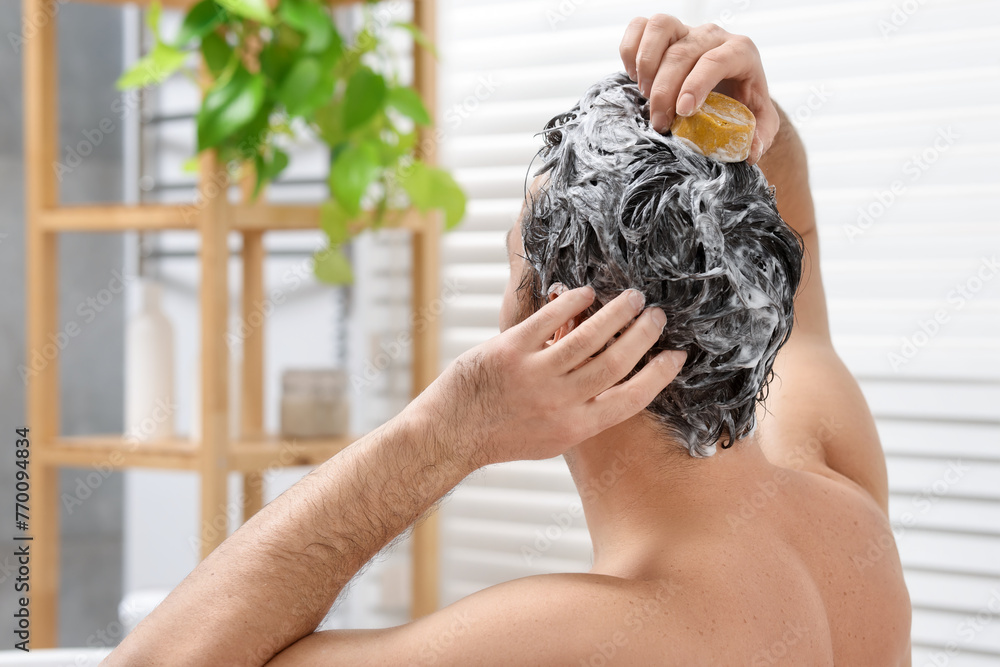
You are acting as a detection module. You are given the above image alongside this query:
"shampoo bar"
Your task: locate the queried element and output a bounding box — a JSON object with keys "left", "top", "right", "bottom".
{"left": 669, "top": 91, "right": 756, "bottom": 163}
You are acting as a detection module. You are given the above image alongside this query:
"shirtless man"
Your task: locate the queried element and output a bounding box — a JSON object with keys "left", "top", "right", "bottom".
{"left": 105, "top": 15, "right": 912, "bottom": 666}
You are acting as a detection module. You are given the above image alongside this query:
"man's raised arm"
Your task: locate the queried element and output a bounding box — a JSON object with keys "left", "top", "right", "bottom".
{"left": 755, "top": 103, "right": 890, "bottom": 511}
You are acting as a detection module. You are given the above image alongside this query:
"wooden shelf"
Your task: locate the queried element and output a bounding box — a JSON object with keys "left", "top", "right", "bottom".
{"left": 65, "top": 0, "right": 362, "bottom": 9}
{"left": 40, "top": 204, "right": 195, "bottom": 231}
{"left": 233, "top": 204, "right": 427, "bottom": 233}
{"left": 26, "top": 0, "right": 442, "bottom": 644}
{"left": 37, "top": 203, "right": 428, "bottom": 233}
{"left": 40, "top": 436, "right": 199, "bottom": 470}
{"left": 37, "top": 434, "right": 357, "bottom": 472}
{"left": 230, "top": 434, "right": 356, "bottom": 471}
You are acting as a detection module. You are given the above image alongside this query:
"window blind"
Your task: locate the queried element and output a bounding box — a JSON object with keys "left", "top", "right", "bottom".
{"left": 435, "top": 1, "right": 1000, "bottom": 664}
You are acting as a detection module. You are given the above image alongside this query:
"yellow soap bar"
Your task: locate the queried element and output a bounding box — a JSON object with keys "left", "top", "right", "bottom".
{"left": 669, "top": 91, "right": 756, "bottom": 163}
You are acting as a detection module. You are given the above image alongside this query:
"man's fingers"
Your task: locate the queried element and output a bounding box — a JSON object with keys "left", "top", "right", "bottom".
{"left": 619, "top": 16, "right": 647, "bottom": 81}
{"left": 633, "top": 14, "right": 688, "bottom": 97}
{"left": 568, "top": 306, "right": 668, "bottom": 398}
{"left": 749, "top": 96, "right": 779, "bottom": 164}
{"left": 590, "top": 349, "right": 688, "bottom": 433}
{"left": 512, "top": 285, "right": 596, "bottom": 350}
{"left": 647, "top": 25, "right": 729, "bottom": 133}
{"left": 676, "top": 36, "right": 759, "bottom": 122}
{"left": 544, "top": 289, "right": 646, "bottom": 372}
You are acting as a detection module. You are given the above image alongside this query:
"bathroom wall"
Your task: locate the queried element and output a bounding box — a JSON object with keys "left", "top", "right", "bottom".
{"left": 0, "top": 2, "right": 126, "bottom": 648}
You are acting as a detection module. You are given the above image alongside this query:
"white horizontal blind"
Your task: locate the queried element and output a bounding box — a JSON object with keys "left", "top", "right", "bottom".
{"left": 435, "top": 0, "right": 1000, "bottom": 663}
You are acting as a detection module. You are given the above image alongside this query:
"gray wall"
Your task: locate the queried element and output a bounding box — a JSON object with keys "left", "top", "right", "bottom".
{"left": 0, "top": 2, "right": 126, "bottom": 648}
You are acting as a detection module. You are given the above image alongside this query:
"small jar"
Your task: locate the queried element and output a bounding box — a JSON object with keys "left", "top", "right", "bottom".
{"left": 280, "top": 369, "right": 350, "bottom": 438}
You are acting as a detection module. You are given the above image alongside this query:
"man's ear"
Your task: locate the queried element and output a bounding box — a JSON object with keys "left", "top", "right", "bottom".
{"left": 545, "top": 283, "right": 577, "bottom": 346}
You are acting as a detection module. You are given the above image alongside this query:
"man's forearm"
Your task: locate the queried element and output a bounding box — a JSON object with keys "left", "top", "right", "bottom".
{"left": 104, "top": 409, "right": 476, "bottom": 667}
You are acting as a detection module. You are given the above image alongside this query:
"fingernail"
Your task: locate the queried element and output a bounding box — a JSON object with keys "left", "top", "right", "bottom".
{"left": 627, "top": 289, "right": 645, "bottom": 310}
{"left": 651, "top": 110, "right": 668, "bottom": 133}
{"left": 666, "top": 350, "right": 687, "bottom": 371}
{"left": 650, "top": 307, "right": 666, "bottom": 330}
{"left": 638, "top": 79, "right": 647, "bottom": 97}
{"left": 750, "top": 138, "right": 763, "bottom": 165}
{"left": 676, "top": 93, "right": 696, "bottom": 117}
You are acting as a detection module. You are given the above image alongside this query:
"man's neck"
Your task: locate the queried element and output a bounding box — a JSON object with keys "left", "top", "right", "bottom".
{"left": 564, "top": 414, "right": 778, "bottom": 579}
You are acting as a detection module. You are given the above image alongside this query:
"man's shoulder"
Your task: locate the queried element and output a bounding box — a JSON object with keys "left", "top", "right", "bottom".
{"left": 398, "top": 572, "right": 702, "bottom": 665}
{"left": 470, "top": 570, "right": 834, "bottom": 665}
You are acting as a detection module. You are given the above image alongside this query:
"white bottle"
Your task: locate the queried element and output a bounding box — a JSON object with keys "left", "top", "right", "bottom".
{"left": 125, "top": 280, "right": 176, "bottom": 442}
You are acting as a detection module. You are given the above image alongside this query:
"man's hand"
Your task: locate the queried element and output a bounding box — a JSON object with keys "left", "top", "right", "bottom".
{"left": 619, "top": 14, "right": 779, "bottom": 164}
{"left": 408, "top": 286, "right": 687, "bottom": 468}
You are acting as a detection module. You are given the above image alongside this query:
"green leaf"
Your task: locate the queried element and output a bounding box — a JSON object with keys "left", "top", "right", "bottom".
{"left": 314, "top": 102, "right": 343, "bottom": 146}
{"left": 348, "top": 27, "right": 378, "bottom": 61}
{"left": 314, "top": 245, "right": 353, "bottom": 284}
{"left": 278, "top": 0, "right": 336, "bottom": 53}
{"left": 320, "top": 199, "right": 351, "bottom": 244}
{"left": 317, "top": 28, "right": 343, "bottom": 69}
{"left": 386, "top": 86, "right": 430, "bottom": 125}
{"left": 401, "top": 161, "right": 467, "bottom": 230}
{"left": 259, "top": 26, "right": 299, "bottom": 82}
{"left": 117, "top": 42, "right": 188, "bottom": 90}
{"left": 252, "top": 148, "right": 289, "bottom": 198}
{"left": 392, "top": 21, "right": 438, "bottom": 58}
{"left": 174, "top": 0, "right": 226, "bottom": 47}
{"left": 342, "top": 68, "right": 386, "bottom": 133}
{"left": 329, "top": 141, "right": 381, "bottom": 215}
{"left": 146, "top": 0, "right": 163, "bottom": 33}
{"left": 216, "top": 0, "right": 274, "bottom": 25}
{"left": 197, "top": 66, "right": 266, "bottom": 151}
{"left": 375, "top": 128, "right": 416, "bottom": 165}
{"left": 434, "top": 169, "right": 467, "bottom": 229}
{"left": 276, "top": 57, "right": 331, "bottom": 117}
{"left": 200, "top": 32, "right": 233, "bottom": 78}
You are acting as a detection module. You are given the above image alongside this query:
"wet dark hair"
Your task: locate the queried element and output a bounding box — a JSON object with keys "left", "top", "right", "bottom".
{"left": 519, "top": 72, "right": 803, "bottom": 457}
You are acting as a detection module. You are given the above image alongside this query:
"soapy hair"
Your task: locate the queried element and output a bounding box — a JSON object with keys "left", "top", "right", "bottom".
{"left": 519, "top": 72, "right": 803, "bottom": 457}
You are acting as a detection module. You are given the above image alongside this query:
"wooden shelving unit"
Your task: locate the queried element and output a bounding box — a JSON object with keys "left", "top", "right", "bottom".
{"left": 25, "top": 0, "right": 442, "bottom": 647}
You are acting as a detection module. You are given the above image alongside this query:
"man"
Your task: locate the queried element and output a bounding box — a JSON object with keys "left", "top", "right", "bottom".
{"left": 106, "top": 15, "right": 912, "bottom": 666}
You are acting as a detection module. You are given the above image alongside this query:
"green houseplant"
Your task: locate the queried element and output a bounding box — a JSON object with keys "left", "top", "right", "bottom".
{"left": 119, "top": 0, "right": 465, "bottom": 283}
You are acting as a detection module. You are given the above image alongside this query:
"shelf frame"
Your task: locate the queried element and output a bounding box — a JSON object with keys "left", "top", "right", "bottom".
{"left": 25, "top": 0, "right": 442, "bottom": 646}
